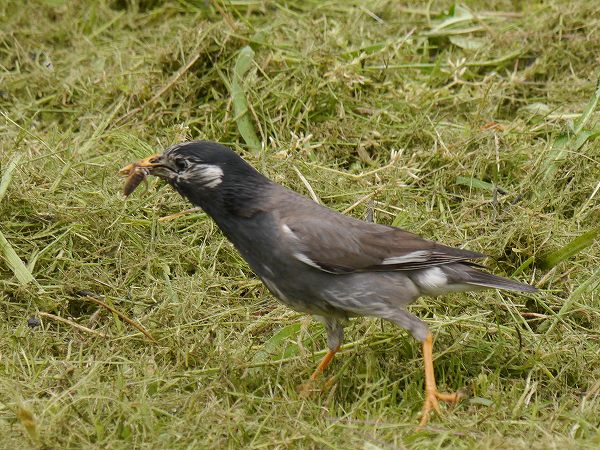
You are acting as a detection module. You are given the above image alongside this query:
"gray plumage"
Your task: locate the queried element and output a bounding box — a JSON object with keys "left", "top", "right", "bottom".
{"left": 128, "top": 141, "right": 536, "bottom": 353}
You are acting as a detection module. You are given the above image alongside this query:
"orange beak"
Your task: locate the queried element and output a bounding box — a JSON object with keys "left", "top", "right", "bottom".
{"left": 119, "top": 154, "right": 162, "bottom": 176}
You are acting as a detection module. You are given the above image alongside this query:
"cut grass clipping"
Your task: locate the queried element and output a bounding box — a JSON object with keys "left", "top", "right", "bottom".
{"left": 1, "top": 1, "right": 599, "bottom": 449}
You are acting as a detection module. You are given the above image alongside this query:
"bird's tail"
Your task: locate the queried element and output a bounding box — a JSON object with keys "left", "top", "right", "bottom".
{"left": 463, "top": 268, "right": 537, "bottom": 293}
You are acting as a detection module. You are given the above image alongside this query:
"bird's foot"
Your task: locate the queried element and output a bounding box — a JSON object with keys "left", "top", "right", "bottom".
{"left": 322, "top": 375, "right": 336, "bottom": 392}
{"left": 297, "top": 380, "right": 317, "bottom": 397}
{"left": 298, "top": 376, "right": 337, "bottom": 397}
{"left": 417, "top": 388, "right": 463, "bottom": 429}
{"left": 298, "top": 348, "right": 339, "bottom": 397}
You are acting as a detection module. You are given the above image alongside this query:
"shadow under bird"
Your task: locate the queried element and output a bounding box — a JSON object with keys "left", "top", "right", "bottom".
{"left": 120, "top": 141, "right": 537, "bottom": 427}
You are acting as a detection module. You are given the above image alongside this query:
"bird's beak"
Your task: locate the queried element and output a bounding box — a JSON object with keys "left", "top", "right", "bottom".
{"left": 120, "top": 153, "right": 179, "bottom": 196}
{"left": 119, "top": 154, "right": 163, "bottom": 176}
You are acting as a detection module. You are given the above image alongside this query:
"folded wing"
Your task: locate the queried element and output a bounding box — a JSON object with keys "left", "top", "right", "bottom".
{"left": 278, "top": 203, "right": 485, "bottom": 274}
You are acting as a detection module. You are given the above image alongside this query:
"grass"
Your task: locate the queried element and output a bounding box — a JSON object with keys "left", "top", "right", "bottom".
{"left": 1, "top": 0, "right": 599, "bottom": 448}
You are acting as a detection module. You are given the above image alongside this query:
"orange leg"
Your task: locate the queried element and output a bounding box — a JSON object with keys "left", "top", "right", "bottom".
{"left": 418, "top": 332, "right": 462, "bottom": 428}
{"left": 309, "top": 347, "right": 339, "bottom": 381}
{"left": 299, "top": 346, "right": 339, "bottom": 395}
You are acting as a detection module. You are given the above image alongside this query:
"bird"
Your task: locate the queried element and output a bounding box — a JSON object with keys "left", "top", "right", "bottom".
{"left": 120, "top": 140, "right": 537, "bottom": 427}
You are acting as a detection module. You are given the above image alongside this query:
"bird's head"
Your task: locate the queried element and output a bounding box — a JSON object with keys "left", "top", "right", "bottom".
{"left": 121, "top": 141, "right": 267, "bottom": 191}
{"left": 120, "top": 141, "right": 269, "bottom": 214}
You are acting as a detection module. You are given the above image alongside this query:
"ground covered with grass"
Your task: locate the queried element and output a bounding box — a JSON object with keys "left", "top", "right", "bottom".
{"left": 1, "top": 0, "right": 599, "bottom": 448}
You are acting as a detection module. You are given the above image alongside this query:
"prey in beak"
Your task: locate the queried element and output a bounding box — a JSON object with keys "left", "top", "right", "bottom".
{"left": 119, "top": 154, "right": 163, "bottom": 196}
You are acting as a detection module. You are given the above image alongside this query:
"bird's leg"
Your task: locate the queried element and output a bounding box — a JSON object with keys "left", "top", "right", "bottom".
{"left": 309, "top": 346, "right": 339, "bottom": 381}
{"left": 299, "top": 317, "right": 344, "bottom": 396}
{"left": 418, "top": 332, "right": 462, "bottom": 428}
{"left": 299, "top": 346, "right": 339, "bottom": 396}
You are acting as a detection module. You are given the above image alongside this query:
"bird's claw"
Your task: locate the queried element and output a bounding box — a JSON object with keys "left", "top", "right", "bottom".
{"left": 298, "top": 376, "right": 336, "bottom": 398}
{"left": 417, "top": 389, "right": 463, "bottom": 429}
{"left": 322, "top": 375, "right": 336, "bottom": 392}
{"left": 298, "top": 380, "right": 317, "bottom": 397}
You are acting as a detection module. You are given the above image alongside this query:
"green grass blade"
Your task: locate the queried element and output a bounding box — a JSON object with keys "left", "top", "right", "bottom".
{"left": 231, "top": 45, "right": 261, "bottom": 154}
{"left": 541, "top": 267, "right": 600, "bottom": 335}
{"left": 543, "top": 75, "right": 600, "bottom": 182}
{"left": 543, "top": 130, "right": 600, "bottom": 182}
{"left": 250, "top": 322, "right": 302, "bottom": 367}
{"left": 538, "top": 227, "right": 599, "bottom": 270}
{"left": 0, "top": 229, "right": 35, "bottom": 285}
{"left": 429, "top": 4, "right": 474, "bottom": 33}
{"left": 573, "top": 75, "right": 600, "bottom": 135}
{"left": 511, "top": 255, "right": 535, "bottom": 277}
{"left": 455, "top": 176, "right": 506, "bottom": 193}
{"left": 0, "top": 154, "right": 35, "bottom": 285}
{"left": 0, "top": 154, "right": 21, "bottom": 203}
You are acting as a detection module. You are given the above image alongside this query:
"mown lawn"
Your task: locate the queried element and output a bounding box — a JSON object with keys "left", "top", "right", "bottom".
{"left": 1, "top": 1, "right": 599, "bottom": 448}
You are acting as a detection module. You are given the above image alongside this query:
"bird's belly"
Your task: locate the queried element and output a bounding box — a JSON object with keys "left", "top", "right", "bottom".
{"left": 256, "top": 268, "right": 421, "bottom": 320}
{"left": 259, "top": 274, "right": 348, "bottom": 318}
{"left": 318, "top": 271, "right": 421, "bottom": 316}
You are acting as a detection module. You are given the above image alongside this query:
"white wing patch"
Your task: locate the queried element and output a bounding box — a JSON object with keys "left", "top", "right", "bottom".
{"left": 281, "top": 224, "right": 297, "bottom": 239}
{"left": 293, "top": 252, "right": 322, "bottom": 269}
{"left": 381, "top": 250, "right": 430, "bottom": 265}
{"left": 416, "top": 267, "right": 448, "bottom": 290}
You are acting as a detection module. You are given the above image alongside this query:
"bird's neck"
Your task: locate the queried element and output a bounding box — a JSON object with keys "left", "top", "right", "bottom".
{"left": 182, "top": 180, "right": 271, "bottom": 263}
{"left": 178, "top": 174, "right": 270, "bottom": 221}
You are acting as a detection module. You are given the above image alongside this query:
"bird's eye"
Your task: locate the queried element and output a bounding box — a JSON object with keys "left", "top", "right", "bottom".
{"left": 174, "top": 159, "right": 188, "bottom": 171}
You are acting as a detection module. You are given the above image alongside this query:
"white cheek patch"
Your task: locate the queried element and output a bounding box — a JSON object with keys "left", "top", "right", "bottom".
{"left": 182, "top": 164, "right": 223, "bottom": 188}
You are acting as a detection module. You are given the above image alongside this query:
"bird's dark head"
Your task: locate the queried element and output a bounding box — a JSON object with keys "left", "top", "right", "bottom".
{"left": 121, "top": 141, "right": 258, "bottom": 189}
{"left": 120, "top": 141, "right": 269, "bottom": 215}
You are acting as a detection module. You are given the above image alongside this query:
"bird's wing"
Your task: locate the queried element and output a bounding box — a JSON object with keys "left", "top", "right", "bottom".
{"left": 276, "top": 194, "right": 485, "bottom": 274}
